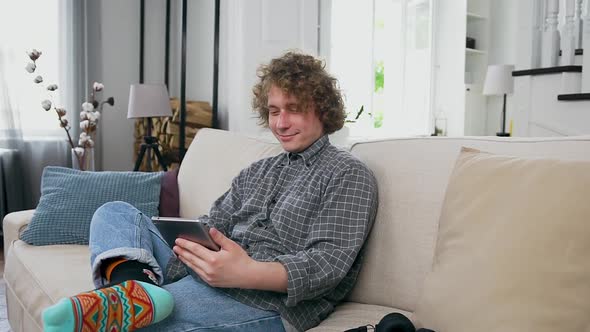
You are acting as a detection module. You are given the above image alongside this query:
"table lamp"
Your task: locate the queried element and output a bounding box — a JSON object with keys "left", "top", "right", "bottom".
{"left": 483, "top": 64, "right": 514, "bottom": 137}
{"left": 127, "top": 84, "right": 172, "bottom": 171}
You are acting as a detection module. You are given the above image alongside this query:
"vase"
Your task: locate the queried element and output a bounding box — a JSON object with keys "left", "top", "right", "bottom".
{"left": 72, "top": 147, "right": 95, "bottom": 171}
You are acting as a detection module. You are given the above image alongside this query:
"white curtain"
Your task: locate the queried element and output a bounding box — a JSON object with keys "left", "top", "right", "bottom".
{"left": 0, "top": 53, "right": 30, "bottom": 221}
{"left": 0, "top": 0, "right": 85, "bottom": 208}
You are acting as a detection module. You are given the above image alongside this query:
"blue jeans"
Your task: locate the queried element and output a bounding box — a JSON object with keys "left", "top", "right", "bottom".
{"left": 89, "top": 201, "right": 286, "bottom": 332}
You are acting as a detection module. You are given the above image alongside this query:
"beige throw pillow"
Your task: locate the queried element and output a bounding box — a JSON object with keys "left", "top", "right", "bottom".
{"left": 414, "top": 147, "right": 590, "bottom": 332}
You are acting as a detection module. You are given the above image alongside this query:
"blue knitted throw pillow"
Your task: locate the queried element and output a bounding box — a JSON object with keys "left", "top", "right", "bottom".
{"left": 21, "top": 166, "right": 163, "bottom": 245}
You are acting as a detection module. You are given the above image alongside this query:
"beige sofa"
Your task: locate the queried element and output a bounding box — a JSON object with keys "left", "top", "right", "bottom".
{"left": 3, "top": 128, "right": 590, "bottom": 331}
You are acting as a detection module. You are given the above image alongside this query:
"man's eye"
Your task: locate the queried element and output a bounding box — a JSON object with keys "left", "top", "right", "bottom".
{"left": 269, "top": 109, "right": 280, "bottom": 116}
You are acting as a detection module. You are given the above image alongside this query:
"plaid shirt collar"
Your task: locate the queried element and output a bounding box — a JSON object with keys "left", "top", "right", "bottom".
{"left": 282, "top": 135, "right": 330, "bottom": 167}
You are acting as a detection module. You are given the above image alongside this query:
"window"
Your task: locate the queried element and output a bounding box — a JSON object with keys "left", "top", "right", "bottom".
{"left": 0, "top": 0, "right": 68, "bottom": 136}
{"left": 324, "top": 0, "right": 435, "bottom": 137}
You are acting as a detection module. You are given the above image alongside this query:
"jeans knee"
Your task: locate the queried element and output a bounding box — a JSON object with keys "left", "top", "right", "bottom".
{"left": 99, "top": 201, "right": 136, "bottom": 212}
{"left": 91, "top": 201, "right": 141, "bottom": 228}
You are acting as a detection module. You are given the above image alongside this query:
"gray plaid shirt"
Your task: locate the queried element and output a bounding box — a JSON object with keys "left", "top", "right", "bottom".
{"left": 166, "top": 135, "right": 378, "bottom": 331}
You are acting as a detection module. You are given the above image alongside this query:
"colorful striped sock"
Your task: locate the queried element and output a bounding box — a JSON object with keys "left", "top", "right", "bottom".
{"left": 42, "top": 280, "right": 173, "bottom": 332}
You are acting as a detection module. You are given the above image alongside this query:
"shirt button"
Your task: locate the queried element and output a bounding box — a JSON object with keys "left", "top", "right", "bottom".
{"left": 271, "top": 198, "right": 277, "bottom": 204}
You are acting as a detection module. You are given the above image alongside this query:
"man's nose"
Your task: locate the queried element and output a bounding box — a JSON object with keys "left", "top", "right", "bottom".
{"left": 276, "top": 110, "right": 290, "bottom": 129}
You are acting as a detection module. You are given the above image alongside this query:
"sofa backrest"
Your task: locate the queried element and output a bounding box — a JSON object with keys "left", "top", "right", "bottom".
{"left": 178, "top": 129, "right": 283, "bottom": 218}
{"left": 347, "top": 135, "right": 590, "bottom": 312}
{"left": 179, "top": 129, "right": 590, "bottom": 312}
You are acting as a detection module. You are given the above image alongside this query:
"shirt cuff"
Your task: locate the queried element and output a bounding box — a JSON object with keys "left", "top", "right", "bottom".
{"left": 275, "top": 254, "right": 308, "bottom": 307}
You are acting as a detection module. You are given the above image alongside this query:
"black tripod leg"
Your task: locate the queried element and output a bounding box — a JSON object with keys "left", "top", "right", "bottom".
{"left": 151, "top": 144, "right": 168, "bottom": 171}
{"left": 134, "top": 144, "right": 148, "bottom": 171}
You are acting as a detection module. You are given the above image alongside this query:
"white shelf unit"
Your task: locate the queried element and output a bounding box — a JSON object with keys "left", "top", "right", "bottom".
{"left": 466, "top": 48, "right": 487, "bottom": 55}
{"left": 466, "top": 12, "right": 486, "bottom": 21}
{"left": 434, "top": 0, "right": 490, "bottom": 136}
{"left": 465, "top": 0, "right": 489, "bottom": 84}
{"left": 464, "top": 0, "right": 490, "bottom": 135}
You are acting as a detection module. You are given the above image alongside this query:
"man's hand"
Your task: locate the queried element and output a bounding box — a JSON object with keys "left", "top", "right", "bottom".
{"left": 173, "top": 228, "right": 288, "bottom": 292}
{"left": 173, "top": 228, "right": 252, "bottom": 288}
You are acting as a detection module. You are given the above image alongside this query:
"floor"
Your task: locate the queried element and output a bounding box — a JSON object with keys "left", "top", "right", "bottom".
{"left": 0, "top": 249, "right": 12, "bottom": 332}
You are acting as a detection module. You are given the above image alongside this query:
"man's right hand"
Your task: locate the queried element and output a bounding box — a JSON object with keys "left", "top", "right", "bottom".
{"left": 173, "top": 228, "right": 287, "bottom": 292}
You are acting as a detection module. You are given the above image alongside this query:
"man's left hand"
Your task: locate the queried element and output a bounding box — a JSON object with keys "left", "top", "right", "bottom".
{"left": 173, "top": 228, "right": 254, "bottom": 288}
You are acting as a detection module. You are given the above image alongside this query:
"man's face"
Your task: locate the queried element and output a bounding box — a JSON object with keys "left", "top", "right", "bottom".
{"left": 267, "top": 85, "right": 324, "bottom": 153}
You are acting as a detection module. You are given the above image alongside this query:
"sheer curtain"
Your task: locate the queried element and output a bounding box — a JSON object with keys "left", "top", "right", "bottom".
{"left": 0, "top": 0, "right": 85, "bottom": 212}
{"left": 0, "top": 53, "right": 29, "bottom": 224}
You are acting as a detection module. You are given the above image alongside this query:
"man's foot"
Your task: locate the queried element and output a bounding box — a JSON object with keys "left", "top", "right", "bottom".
{"left": 43, "top": 280, "right": 173, "bottom": 332}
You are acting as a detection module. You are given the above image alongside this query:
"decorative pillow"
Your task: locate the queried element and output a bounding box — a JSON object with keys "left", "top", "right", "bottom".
{"left": 414, "top": 148, "right": 590, "bottom": 332}
{"left": 21, "top": 166, "right": 163, "bottom": 245}
{"left": 159, "top": 168, "right": 180, "bottom": 217}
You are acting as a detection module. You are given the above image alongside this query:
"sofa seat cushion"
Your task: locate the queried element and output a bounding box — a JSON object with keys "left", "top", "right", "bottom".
{"left": 308, "top": 302, "right": 412, "bottom": 331}
{"left": 4, "top": 240, "right": 93, "bottom": 329}
{"left": 4, "top": 240, "right": 413, "bottom": 332}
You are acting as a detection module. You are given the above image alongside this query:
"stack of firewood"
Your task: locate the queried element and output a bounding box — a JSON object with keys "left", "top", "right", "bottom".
{"left": 133, "top": 98, "right": 212, "bottom": 171}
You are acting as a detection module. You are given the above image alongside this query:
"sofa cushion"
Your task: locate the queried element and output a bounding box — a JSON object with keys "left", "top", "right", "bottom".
{"left": 178, "top": 129, "right": 283, "bottom": 218}
{"left": 4, "top": 240, "right": 94, "bottom": 331}
{"left": 159, "top": 169, "right": 180, "bottom": 217}
{"left": 20, "top": 166, "right": 163, "bottom": 245}
{"left": 308, "top": 303, "right": 412, "bottom": 332}
{"left": 414, "top": 148, "right": 590, "bottom": 331}
{"left": 348, "top": 136, "right": 590, "bottom": 312}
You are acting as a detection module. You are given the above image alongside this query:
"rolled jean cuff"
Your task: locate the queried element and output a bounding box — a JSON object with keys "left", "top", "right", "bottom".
{"left": 91, "top": 247, "right": 165, "bottom": 288}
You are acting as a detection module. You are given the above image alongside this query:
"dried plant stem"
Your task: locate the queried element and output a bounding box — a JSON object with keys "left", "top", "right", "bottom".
{"left": 60, "top": 114, "right": 83, "bottom": 168}
{"left": 44, "top": 85, "right": 84, "bottom": 169}
{"left": 47, "top": 92, "right": 84, "bottom": 168}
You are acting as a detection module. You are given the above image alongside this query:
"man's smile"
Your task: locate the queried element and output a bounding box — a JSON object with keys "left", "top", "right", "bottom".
{"left": 277, "top": 133, "right": 298, "bottom": 140}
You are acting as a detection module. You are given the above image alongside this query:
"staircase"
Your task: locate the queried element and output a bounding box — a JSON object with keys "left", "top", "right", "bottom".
{"left": 512, "top": 0, "right": 590, "bottom": 137}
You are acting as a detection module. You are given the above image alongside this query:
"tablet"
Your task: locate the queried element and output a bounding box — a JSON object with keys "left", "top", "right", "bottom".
{"left": 151, "top": 217, "right": 221, "bottom": 251}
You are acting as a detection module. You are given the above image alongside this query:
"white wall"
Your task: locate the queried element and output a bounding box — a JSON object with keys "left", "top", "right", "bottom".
{"left": 95, "top": 1, "right": 139, "bottom": 171}
{"left": 168, "top": 0, "right": 215, "bottom": 102}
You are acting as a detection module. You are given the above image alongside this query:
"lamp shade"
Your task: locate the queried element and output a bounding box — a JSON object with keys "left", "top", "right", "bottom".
{"left": 127, "top": 84, "right": 173, "bottom": 119}
{"left": 482, "top": 64, "right": 515, "bottom": 96}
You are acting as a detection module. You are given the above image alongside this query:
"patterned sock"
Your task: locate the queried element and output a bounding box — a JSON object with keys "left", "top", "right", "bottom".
{"left": 42, "top": 280, "right": 173, "bottom": 332}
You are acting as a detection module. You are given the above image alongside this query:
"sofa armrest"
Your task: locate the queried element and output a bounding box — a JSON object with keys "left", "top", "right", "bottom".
{"left": 3, "top": 209, "right": 35, "bottom": 251}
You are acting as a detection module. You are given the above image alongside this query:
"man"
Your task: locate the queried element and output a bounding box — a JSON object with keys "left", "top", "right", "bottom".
{"left": 42, "top": 52, "right": 378, "bottom": 332}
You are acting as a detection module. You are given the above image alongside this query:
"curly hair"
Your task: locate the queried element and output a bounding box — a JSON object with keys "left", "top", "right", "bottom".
{"left": 252, "top": 52, "right": 345, "bottom": 135}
